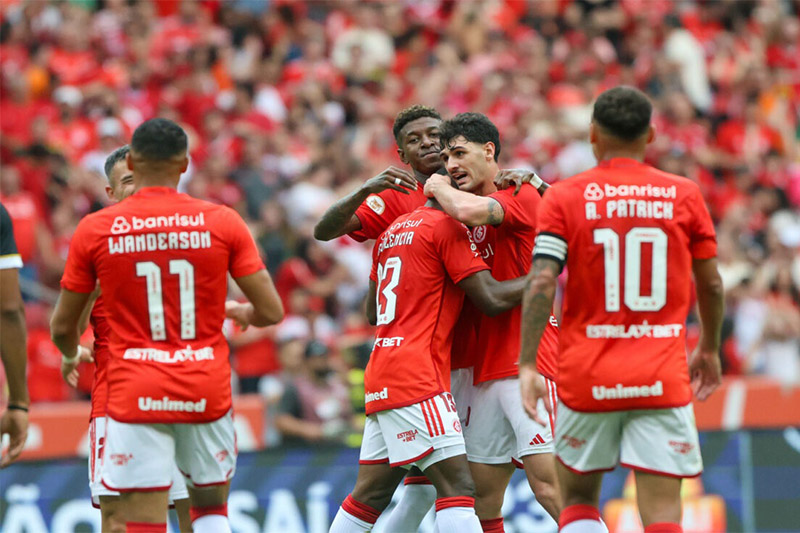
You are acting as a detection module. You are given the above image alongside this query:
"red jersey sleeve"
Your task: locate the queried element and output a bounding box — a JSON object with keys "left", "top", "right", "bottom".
{"left": 687, "top": 185, "right": 717, "bottom": 259}
{"left": 490, "top": 185, "right": 540, "bottom": 230}
{"left": 533, "top": 185, "right": 569, "bottom": 269}
{"left": 435, "top": 218, "right": 489, "bottom": 284}
{"left": 350, "top": 192, "right": 397, "bottom": 242}
{"left": 224, "top": 207, "right": 266, "bottom": 278}
{"left": 60, "top": 217, "right": 97, "bottom": 293}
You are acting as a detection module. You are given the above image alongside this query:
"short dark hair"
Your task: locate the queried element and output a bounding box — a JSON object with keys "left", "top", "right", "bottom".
{"left": 104, "top": 145, "right": 130, "bottom": 180}
{"left": 592, "top": 87, "right": 653, "bottom": 141}
{"left": 392, "top": 105, "right": 442, "bottom": 142}
{"left": 130, "top": 118, "right": 188, "bottom": 161}
{"left": 440, "top": 112, "right": 501, "bottom": 161}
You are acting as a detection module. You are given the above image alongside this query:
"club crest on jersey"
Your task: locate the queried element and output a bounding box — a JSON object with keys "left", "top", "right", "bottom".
{"left": 111, "top": 216, "right": 132, "bottom": 235}
{"left": 366, "top": 195, "right": 385, "bottom": 215}
{"left": 584, "top": 183, "right": 604, "bottom": 201}
{"left": 472, "top": 225, "right": 487, "bottom": 243}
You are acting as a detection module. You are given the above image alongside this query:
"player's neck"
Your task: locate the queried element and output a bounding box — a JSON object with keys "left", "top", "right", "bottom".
{"left": 413, "top": 168, "right": 433, "bottom": 184}
{"left": 475, "top": 169, "right": 498, "bottom": 197}
{"left": 133, "top": 173, "right": 181, "bottom": 190}
{"left": 595, "top": 147, "right": 646, "bottom": 162}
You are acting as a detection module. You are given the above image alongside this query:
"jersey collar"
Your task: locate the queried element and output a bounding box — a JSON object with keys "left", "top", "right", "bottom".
{"left": 132, "top": 186, "right": 180, "bottom": 197}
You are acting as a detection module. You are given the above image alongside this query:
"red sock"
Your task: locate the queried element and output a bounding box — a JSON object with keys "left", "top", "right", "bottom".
{"left": 480, "top": 517, "right": 505, "bottom": 532}
{"left": 645, "top": 523, "right": 682, "bottom": 533}
{"left": 342, "top": 494, "right": 381, "bottom": 524}
{"left": 559, "top": 504, "right": 601, "bottom": 529}
{"left": 404, "top": 475, "right": 433, "bottom": 485}
{"left": 190, "top": 504, "right": 228, "bottom": 522}
{"left": 126, "top": 523, "right": 166, "bottom": 533}
{"left": 435, "top": 496, "right": 476, "bottom": 511}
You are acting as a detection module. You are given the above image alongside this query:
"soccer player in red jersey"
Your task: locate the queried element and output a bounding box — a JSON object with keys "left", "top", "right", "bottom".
{"left": 330, "top": 183, "right": 528, "bottom": 533}
{"left": 316, "top": 105, "right": 543, "bottom": 532}
{"left": 519, "top": 87, "right": 724, "bottom": 533}
{"left": 425, "top": 113, "right": 561, "bottom": 531}
{"left": 59, "top": 145, "right": 192, "bottom": 532}
{"left": 51, "top": 119, "right": 284, "bottom": 533}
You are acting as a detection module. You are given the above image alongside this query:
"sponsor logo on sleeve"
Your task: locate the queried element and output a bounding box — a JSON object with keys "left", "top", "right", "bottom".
{"left": 366, "top": 195, "right": 385, "bottom": 215}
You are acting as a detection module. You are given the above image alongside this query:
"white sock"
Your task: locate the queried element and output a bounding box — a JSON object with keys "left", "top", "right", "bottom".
{"left": 561, "top": 519, "right": 606, "bottom": 533}
{"left": 434, "top": 507, "right": 481, "bottom": 532}
{"left": 329, "top": 507, "right": 374, "bottom": 533}
{"left": 192, "top": 514, "right": 231, "bottom": 533}
{"left": 381, "top": 484, "right": 436, "bottom": 532}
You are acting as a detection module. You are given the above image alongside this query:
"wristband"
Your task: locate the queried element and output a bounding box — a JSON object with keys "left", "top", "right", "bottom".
{"left": 61, "top": 346, "right": 82, "bottom": 364}
{"left": 529, "top": 172, "right": 544, "bottom": 189}
{"left": 7, "top": 404, "right": 28, "bottom": 413}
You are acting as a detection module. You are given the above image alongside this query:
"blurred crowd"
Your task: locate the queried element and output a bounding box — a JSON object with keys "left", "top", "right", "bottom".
{"left": 1, "top": 0, "right": 799, "bottom": 445}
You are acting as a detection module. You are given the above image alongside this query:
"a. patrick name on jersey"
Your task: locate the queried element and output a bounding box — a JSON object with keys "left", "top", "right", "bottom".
{"left": 583, "top": 182, "right": 677, "bottom": 221}
{"left": 107, "top": 213, "right": 211, "bottom": 254}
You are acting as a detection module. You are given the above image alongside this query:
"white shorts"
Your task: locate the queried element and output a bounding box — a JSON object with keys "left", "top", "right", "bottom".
{"left": 89, "top": 417, "right": 190, "bottom": 507}
{"left": 360, "top": 393, "right": 466, "bottom": 471}
{"left": 555, "top": 402, "right": 703, "bottom": 477}
{"left": 464, "top": 377, "right": 553, "bottom": 465}
{"left": 450, "top": 367, "right": 475, "bottom": 427}
{"left": 101, "top": 410, "right": 237, "bottom": 492}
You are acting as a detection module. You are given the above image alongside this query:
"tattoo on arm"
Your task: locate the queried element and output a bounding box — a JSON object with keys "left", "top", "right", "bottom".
{"left": 519, "top": 259, "right": 559, "bottom": 366}
{"left": 486, "top": 198, "right": 503, "bottom": 225}
{"left": 314, "top": 189, "right": 367, "bottom": 240}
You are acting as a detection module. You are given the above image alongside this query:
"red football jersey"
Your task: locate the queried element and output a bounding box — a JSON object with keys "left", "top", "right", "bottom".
{"left": 89, "top": 293, "right": 111, "bottom": 420}
{"left": 467, "top": 186, "right": 559, "bottom": 382}
{"left": 534, "top": 158, "right": 717, "bottom": 412}
{"left": 61, "top": 187, "right": 265, "bottom": 424}
{"left": 349, "top": 186, "right": 427, "bottom": 242}
{"left": 365, "top": 206, "right": 489, "bottom": 415}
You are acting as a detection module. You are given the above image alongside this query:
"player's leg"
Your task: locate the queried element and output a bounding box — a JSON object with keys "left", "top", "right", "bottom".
{"left": 331, "top": 414, "right": 406, "bottom": 532}
{"left": 173, "top": 411, "right": 237, "bottom": 533}
{"left": 100, "top": 417, "right": 175, "bottom": 531}
{"left": 555, "top": 404, "right": 624, "bottom": 532}
{"left": 621, "top": 405, "right": 703, "bottom": 531}
{"left": 169, "top": 464, "right": 193, "bottom": 532}
{"left": 423, "top": 453, "right": 482, "bottom": 532}
{"left": 500, "top": 376, "right": 561, "bottom": 520}
{"left": 468, "top": 462, "right": 514, "bottom": 531}
{"left": 378, "top": 466, "right": 436, "bottom": 533}
{"left": 98, "top": 496, "right": 124, "bottom": 533}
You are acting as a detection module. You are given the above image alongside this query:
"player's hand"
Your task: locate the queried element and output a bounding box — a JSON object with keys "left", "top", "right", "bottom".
{"left": 61, "top": 346, "right": 94, "bottom": 388}
{"left": 494, "top": 169, "right": 547, "bottom": 196}
{"left": 225, "top": 300, "right": 253, "bottom": 331}
{"left": 519, "top": 364, "right": 550, "bottom": 425}
{"left": 423, "top": 172, "right": 450, "bottom": 198}
{"left": 363, "top": 167, "right": 418, "bottom": 195}
{"left": 688, "top": 346, "right": 722, "bottom": 401}
{"left": 0, "top": 408, "right": 28, "bottom": 468}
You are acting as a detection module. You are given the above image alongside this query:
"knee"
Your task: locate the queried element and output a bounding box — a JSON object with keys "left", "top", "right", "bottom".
{"left": 531, "top": 475, "right": 560, "bottom": 508}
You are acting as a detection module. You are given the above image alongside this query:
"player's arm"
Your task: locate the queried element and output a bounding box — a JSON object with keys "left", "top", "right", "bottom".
{"left": 232, "top": 269, "right": 285, "bottom": 327}
{"left": 457, "top": 271, "right": 526, "bottom": 317}
{"left": 689, "top": 257, "right": 724, "bottom": 401}
{"left": 314, "top": 167, "right": 417, "bottom": 241}
{"left": 494, "top": 169, "right": 549, "bottom": 197}
{"left": 0, "top": 267, "right": 28, "bottom": 467}
{"left": 77, "top": 285, "right": 101, "bottom": 334}
{"left": 424, "top": 173, "right": 506, "bottom": 227}
{"left": 50, "top": 289, "right": 95, "bottom": 388}
{"left": 366, "top": 280, "right": 377, "bottom": 326}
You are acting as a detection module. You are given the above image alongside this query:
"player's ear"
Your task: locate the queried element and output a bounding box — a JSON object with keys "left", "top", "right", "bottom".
{"left": 126, "top": 152, "right": 134, "bottom": 171}
{"left": 484, "top": 142, "right": 496, "bottom": 162}
{"left": 105, "top": 186, "right": 114, "bottom": 201}
{"left": 645, "top": 125, "right": 655, "bottom": 145}
{"left": 180, "top": 155, "right": 189, "bottom": 173}
{"left": 589, "top": 122, "right": 597, "bottom": 144}
{"left": 397, "top": 147, "right": 408, "bottom": 165}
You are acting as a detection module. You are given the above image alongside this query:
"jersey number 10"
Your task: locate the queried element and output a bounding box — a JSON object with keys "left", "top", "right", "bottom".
{"left": 136, "top": 260, "right": 196, "bottom": 340}
{"left": 593, "top": 227, "right": 667, "bottom": 312}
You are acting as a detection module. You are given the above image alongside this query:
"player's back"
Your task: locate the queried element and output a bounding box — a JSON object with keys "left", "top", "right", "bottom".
{"left": 365, "top": 206, "right": 487, "bottom": 414}
{"left": 65, "top": 186, "right": 264, "bottom": 423}
{"left": 538, "top": 159, "right": 717, "bottom": 412}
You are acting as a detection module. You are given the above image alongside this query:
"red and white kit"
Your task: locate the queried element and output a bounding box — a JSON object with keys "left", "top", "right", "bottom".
{"left": 87, "top": 295, "right": 189, "bottom": 504}
{"left": 359, "top": 207, "right": 488, "bottom": 469}
{"left": 534, "top": 158, "right": 717, "bottom": 476}
{"left": 62, "top": 187, "right": 263, "bottom": 490}
{"left": 459, "top": 185, "right": 559, "bottom": 464}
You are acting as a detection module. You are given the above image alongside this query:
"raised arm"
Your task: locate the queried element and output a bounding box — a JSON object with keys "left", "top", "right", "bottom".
{"left": 314, "top": 167, "right": 417, "bottom": 241}
{"left": 424, "top": 173, "right": 505, "bottom": 227}
{"left": 232, "top": 269, "right": 285, "bottom": 327}
{"left": 689, "top": 257, "right": 724, "bottom": 401}
{"left": 457, "top": 270, "right": 526, "bottom": 317}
